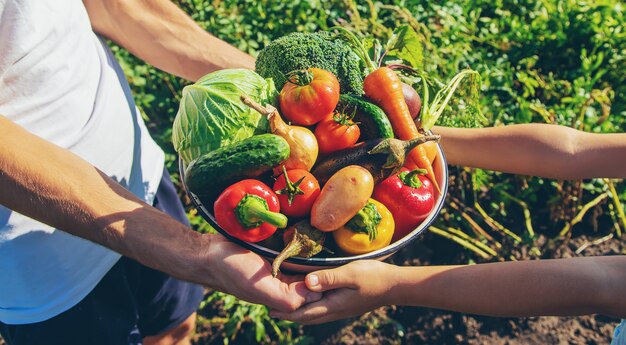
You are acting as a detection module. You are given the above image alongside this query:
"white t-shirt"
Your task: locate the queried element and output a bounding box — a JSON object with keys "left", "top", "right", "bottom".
{"left": 0, "top": 0, "right": 164, "bottom": 324}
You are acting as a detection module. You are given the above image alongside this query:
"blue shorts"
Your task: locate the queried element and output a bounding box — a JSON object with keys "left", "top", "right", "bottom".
{"left": 0, "top": 168, "right": 204, "bottom": 345}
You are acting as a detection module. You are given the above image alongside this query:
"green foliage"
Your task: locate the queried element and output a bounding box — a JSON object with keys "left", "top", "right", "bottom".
{"left": 199, "top": 292, "right": 311, "bottom": 344}
{"left": 110, "top": 0, "right": 625, "bottom": 343}
{"left": 385, "top": 25, "right": 425, "bottom": 70}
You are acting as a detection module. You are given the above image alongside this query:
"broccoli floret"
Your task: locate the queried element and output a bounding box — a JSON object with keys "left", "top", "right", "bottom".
{"left": 255, "top": 32, "right": 365, "bottom": 94}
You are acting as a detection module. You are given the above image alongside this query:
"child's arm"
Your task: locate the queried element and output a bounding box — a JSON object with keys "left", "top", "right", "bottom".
{"left": 271, "top": 256, "right": 626, "bottom": 324}
{"left": 433, "top": 124, "right": 626, "bottom": 179}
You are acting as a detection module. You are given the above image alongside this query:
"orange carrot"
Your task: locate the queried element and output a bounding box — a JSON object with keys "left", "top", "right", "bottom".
{"left": 331, "top": 26, "right": 440, "bottom": 191}
{"left": 363, "top": 67, "right": 440, "bottom": 192}
{"left": 423, "top": 141, "right": 439, "bottom": 165}
{"left": 405, "top": 140, "right": 438, "bottom": 169}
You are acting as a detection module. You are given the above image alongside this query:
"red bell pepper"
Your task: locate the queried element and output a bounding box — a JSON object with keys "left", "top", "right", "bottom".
{"left": 373, "top": 168, "right": 435, "bottom": 242}
{"left": 214, "top": 179, "right": 288, "bottom": 243}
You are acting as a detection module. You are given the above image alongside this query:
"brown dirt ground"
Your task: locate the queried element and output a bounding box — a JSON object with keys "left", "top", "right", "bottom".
{"left": 192, "top": 223, "right": 625, "bottom": 345}
{"left": 288, "top": 231, "right": 624, "bottom": 345}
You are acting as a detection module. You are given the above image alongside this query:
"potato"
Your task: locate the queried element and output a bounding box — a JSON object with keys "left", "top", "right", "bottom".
{"left": 311, "top": 165, "right": 374, "bottom": 231}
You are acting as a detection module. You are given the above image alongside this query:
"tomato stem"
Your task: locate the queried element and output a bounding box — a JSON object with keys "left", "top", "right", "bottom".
{"left": 332, "top": 111, "right": 357, "bottom": 127}
{"left": 286, "top": 69, "right": 314, "bottom": 86}
{"left": 275, "top": 165, "right": 305, "bottom": 206}
{"left": 235, "top": 194, "right": 288, "bottom": 229}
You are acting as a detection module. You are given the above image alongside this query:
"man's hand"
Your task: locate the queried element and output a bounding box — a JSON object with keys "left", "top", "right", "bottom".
{"left": 269, "top": 260, "right": 398, "bottom": 324}
{"left": 202, "top": 235, "right": 321, "bottom": 312}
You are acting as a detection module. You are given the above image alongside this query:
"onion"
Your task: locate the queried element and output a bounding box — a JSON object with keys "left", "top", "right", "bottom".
{"left": 268, "top": 111, "right": 318, "bottom": 171}
{"left": 402, "top": 83, "right": 422, "bottom": 120}
{"left": 241, "top": 95, "right": 318, "bottom": 172}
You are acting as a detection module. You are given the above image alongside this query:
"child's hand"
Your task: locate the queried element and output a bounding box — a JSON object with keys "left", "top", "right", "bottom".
{"left": 270, "top": 260, "right": 399, "bottom": 324}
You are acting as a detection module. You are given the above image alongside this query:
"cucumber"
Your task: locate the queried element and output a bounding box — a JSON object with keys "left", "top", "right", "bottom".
{"left": 185, "top": 134, "right": 290, "bottom": 201}
{"left": 336, "top": 94, "right": 394, "bottom": 140}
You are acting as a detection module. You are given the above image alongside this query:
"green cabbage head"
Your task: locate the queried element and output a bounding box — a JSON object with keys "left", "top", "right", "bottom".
{"left": 172, "top": 69, "right": 277, "bottom": 164}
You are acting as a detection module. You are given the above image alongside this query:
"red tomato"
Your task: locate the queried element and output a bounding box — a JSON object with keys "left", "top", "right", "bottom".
{"left": 273, "top": 168, "right": 321, "bottom": 217}
{"left": 279, "top": 68, "right": 340, "bottom": 126}
{"left": 314, "top": 113, "right": 360, "bottom": 155}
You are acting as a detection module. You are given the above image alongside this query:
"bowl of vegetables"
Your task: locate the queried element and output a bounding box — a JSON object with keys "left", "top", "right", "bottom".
{"left": 174, "top": 27, "right": 480, "bottom": 275}
{"left": 179, "top": 140, "right": 447, "bottom": 275}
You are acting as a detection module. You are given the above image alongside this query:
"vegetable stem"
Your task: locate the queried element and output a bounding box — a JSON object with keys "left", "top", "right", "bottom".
{"left": 575, "top": 233, "right": 614, "bottom": 255}
{"left": 399, "top": 169, "right": 428, "bottom": 188}
{"left": 368, "top": 135, "right": 440, "bottom": 171}
{"left": 418, "top": 69, "right": 481, "bottom": 131}
{"left": 559, "top": 193, "right": 608, "bottom": 237}
{"left": 272, "top": 230, "right": 304, "bottom": 278}
{"left": 271, "top": 223, "right": 326, "bottom": 277}
{"left": 449, "top": 200, "right": 497, "bottom": 245}
{"left": 345, "top": 201, "right": 382, "bottom": 241}
{"left": 605, "top": 179, "right": 626, "bottom": 236}
{"left": 473, "top": 201, "right": 522, "bottom": 243}
{"left": 329, "top": 26, "right": 377, "bottom": 73}
{"left": 400, "top": 135, "right": 441, "bottom": 152}
{"left": 420, "top": 75, "right": 430, "bottom": 128}
{"left": 446, "top": 227, "right": 498, "bottom": 257}
{"left": 500, "top": 190, "right": 536, "bottom": 239}
{"left": 275, "top": 165, "right": 306, "bottom": 206}
{"left": 240, "top": 94, "right": 274, "bottom": 116}
{"left": 286, "top": 69, "right": 314, "bottom": 86}
{"left": 608, "top": 203, "right": 624, "bottom": 237}
{"left": 236, "top": 194, "right": 288, "bottom": 229}
{"left": 429, "top": 226, "right": 492, "bottom": 259}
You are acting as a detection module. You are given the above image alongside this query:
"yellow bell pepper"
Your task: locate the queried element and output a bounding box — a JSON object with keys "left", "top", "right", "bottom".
{"left": 333, "top": 198, "right": 395, "bottom": 255}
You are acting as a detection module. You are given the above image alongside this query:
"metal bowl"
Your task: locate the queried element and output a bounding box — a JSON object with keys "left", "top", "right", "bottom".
{"left": 179, "top": 136, "right": 448, "bottom": 273}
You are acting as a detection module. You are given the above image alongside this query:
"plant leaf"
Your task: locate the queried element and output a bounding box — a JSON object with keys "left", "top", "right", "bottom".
{"left": 385, "top": 25, "right": 424, "bottom": 70}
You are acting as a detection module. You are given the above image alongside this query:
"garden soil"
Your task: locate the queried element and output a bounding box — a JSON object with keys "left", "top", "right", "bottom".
{"left": 193, "top": 225, "right": 624, "bottom": 345}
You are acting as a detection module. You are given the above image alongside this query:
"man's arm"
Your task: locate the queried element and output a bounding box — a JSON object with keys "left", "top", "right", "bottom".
{"left": 83, "top": 0, "right": 255, "bottom": 81}
{"left": 433, "top": 124, "right": 626, "bottom": 179}
{"left": 0, "top": 115, "right": 318, "bottom": 311}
